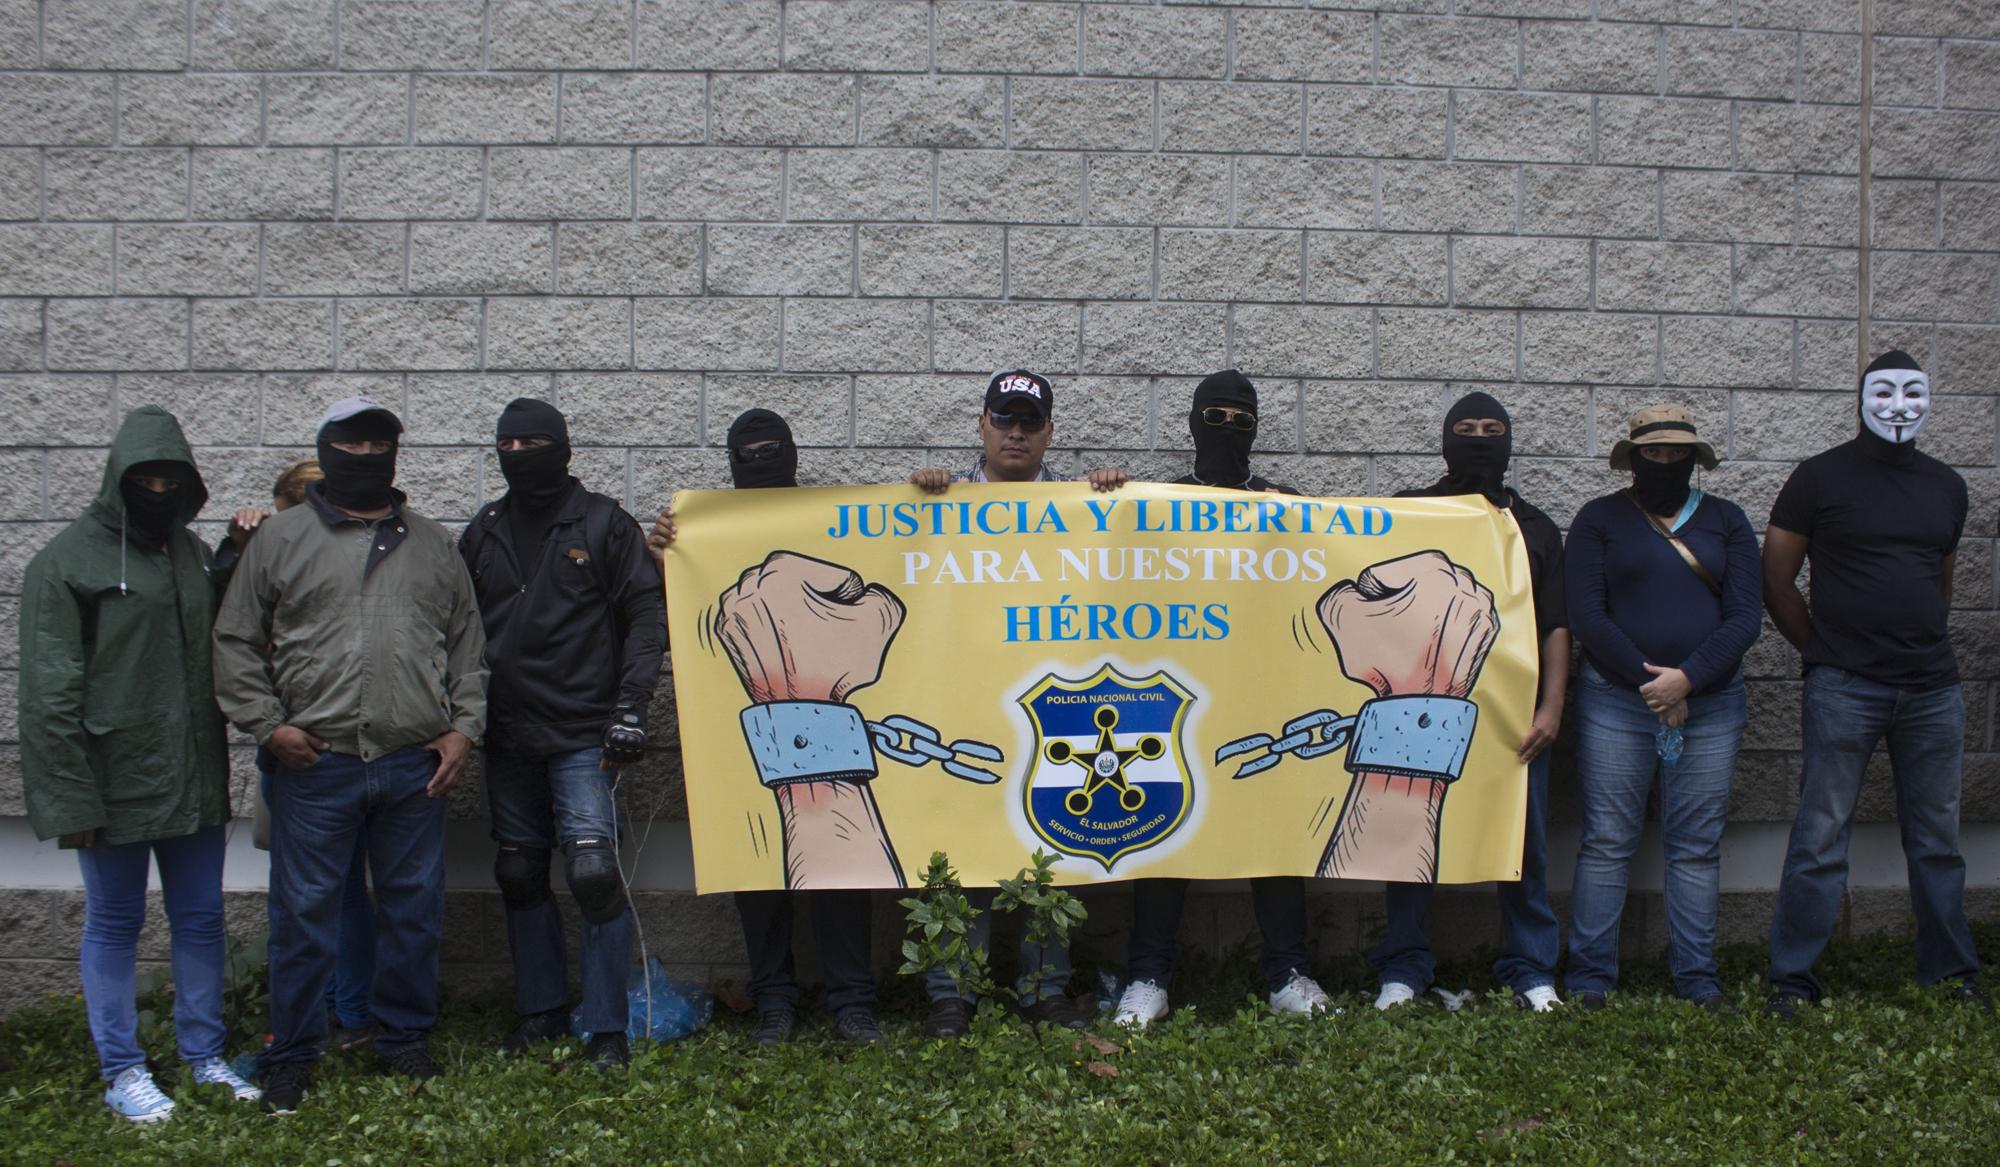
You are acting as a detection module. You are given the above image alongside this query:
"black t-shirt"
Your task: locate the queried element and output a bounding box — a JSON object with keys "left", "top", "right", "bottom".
{"left": 1769, "top": 436, "right": 1967, "bottom": 689}
{"left": 1396, "top": 481, "right": 1568, "bottom": 641}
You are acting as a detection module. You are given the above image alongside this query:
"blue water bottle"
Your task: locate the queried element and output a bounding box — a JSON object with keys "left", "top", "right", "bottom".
{"left": 1654, "top": 724, "right": 1683, "bottom": 770}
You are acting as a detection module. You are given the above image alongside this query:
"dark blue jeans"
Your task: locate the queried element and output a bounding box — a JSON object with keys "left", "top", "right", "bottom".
{"left": 1370, "top": 749, "right": 1558, "bottom": 993}
{"left": 262, "top": 767, "right": 375, "bottom": 1030}
{"left": 264, "top": 746, "right": 445, "bottom": 1068}
{"left": 1127, "top": 876, "right": 1310, "bottom": 993}
{"left": 486, "top": 747, "right": 634, "bottom": 1035}
{"left": 735, "top": 889, "right": 876, "bottom": 1018}
{"left": 1768, "top": 667, "right": 1979, "bottom": 998}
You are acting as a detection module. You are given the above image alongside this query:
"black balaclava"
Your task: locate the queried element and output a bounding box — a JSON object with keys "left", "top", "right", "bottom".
{"left": 1857, "top": 349, "right": 1927, "bottom": 466}
{"left": 1440, "top": 391, "right": 1512, "bottom": 505}
{"left": 317, "top": 412, "right": 401, "bottom": 512}
{"left": 120, "top": 459, "right": 189, "bottom": 546}
{"left": 1630, "top": 451, "right": 1697, "bottom": 516}
{"left": 1190, "top": 369, "right": 1257, "bottom": 487}
{"left": 727, "top": 408, "right": 798, "bottom": 489}
{"left": 495, "top": 397, "right": 574, "bottom": 512}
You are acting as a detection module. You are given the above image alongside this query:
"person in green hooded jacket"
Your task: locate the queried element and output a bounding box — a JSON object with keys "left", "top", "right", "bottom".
{"left": 18, "top": 406, "right": 260, "bottom": 1123}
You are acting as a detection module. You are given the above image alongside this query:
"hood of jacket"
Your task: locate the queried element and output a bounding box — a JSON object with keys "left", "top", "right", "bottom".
{"left": 88, "top": 406, "right": 209, "bottom": 537}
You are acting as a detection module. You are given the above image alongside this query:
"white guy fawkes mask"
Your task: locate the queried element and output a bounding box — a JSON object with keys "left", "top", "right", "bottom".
{"left": 1861, "top": 367, "right": 1930, "bottom": 444}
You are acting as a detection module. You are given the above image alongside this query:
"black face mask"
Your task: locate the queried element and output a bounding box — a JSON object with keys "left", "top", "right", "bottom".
{"left": 1190, "top": 369, "right": 1258, "bottom": 487}
{"left": 498, "top": 442, "right": 572, "bottom": 511}
{"left": 727, "top": 409, "right": 798, "bottom": 489}
{"left": 1629, "top": 453, "right": 1697, "bottom": 516}
{"left": 1440, "top": 392, "right": 1513, "bottom": 505}
{"left": 316, "top": 441, "right": 398, "bottom": 512}
{"left": 120, "top": 479, "right": 185, "bottom": 545}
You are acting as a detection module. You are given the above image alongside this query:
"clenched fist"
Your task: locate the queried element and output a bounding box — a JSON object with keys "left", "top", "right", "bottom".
{"left": 714, "top": 551, "right": 907, "bottom": 705}
{"left": 1320, "top": 551, "right": 1499, "bottom": 700}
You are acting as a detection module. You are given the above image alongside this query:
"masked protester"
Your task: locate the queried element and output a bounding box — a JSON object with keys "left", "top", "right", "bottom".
{"left": 1762, "top": 352, "right": 1986, "bottom": 1016}
{"left": 1113, "top": 371, "right": 1329, "bottom": 1029}
{"left": 1562, "top": 406, "right": 1761, "bottom": 1013}
{"left": 1371, "top": 391, "right": 1572, "bottom": 1014}
{"left": 645, "top": 410, "right": 884, "bottom": 1046}
{"left": 456, "top": 398, "right": 667, "bottom": 1070}
{"left": 19, "top": 407, "right": 259, "bottom": 1123}
{"left": 214, "top": 395, "right": 488, "bottom": 1115}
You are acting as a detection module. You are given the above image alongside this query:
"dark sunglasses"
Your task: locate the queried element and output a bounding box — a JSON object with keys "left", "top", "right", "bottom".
{"left": 987, "top": 410, "right": 1047, "bottom": 434}
{"left": 1201, "top": 407, "right": 1257, "bottom": 431}
{"left": 732, "top": 443, "right": 786, "bottom": 464}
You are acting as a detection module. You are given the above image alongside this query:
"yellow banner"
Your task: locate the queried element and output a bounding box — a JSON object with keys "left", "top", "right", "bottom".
{"left": 665, "top": 483, "right": 1536, "bottom": 893}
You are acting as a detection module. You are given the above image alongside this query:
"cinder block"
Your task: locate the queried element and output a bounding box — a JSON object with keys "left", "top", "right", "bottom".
{"left": 0, "top": 152, "right": 31, "bottom": 222}
{"left": 1378, "top": 15, "right": 1519, "bottom": 89}
{"left": 636, "top": 0, "right": 780, "bottom": 70}
{"left": 193, "top": 299, "right": 334, "bottom": 371}
{"left": 1231, "top": 306, "right": 1373, "bottom": 381}
{"left": 1871, "top": 110, "right": 2000, "bottom": 181}
{"left": 415, "top": 75, "right": 559, "bottom": 145}
{"left": 1304, "top": 382, "right": 1445, "bottom": 455}
{"left": 557, "top": 372, "right": 701, "bottom": 448}
{"left": 938, "top": 152, "right": 1081, "bottom": 224}
{"left": 1307, "top": 87, "right": 1449, "bottom": 159}
{"left": 1736, "top": 104, "right": 1859, "bottom": 175}
{"left": 932, "top": 302, "right": 1080, "bottom": 375}
{"left": 783, "top": 300, "right": 928, "bottom": 373}
{"left": 1520, "top": 312, "right": 1657, "bottom": 385}
{"left": 47, "top": 300, "right": 187, "bottom": 372}
{"left": 557, "top": 224, "right": 701, "bottom": 296}
{"left": 259, "top": 372, "right": 401, "bottom": 444}
{"left": 266, "top": 74, "right": 410, "bottom": 145}
{"left": 1595, "top": 242, "right": 1734, "bottom": 314}
{"left": 633, "top": 298, "right": 779, "bottom": 371}
{"left": 1081, "top": 304, "right": 1225, "bottom": 377}
{"left": 787, "top": 149, "right": 933, "bottom": 222}
{"left": 263, "top": 224, "right": 406, "bottom": 296}
{"left": 403, "top": 372, "right": 551, "bottom": 446}
{"left": 336, "top": 149, "right": 477, "bottom": 220}
{"left": 935, "top": 1, "right": 1077, "bottom": 75}
{"left": 784, "top": 0, "right": 928, "bottom": 73}
{"left": 1160, "top": 83, "right": 1303, "bottom": 155}
{"left": 0, "top": 376, "right": 115, "bottom": 446}
{"left": 1231, "top": 10, "right": 1372, "bottom": 83}
{"left": 1871, "top": 252, "right": 2000, "bottom": 324}
{"left": 337, "top": 299, "right": 481, "bottom": 371}
{"left": 120, "top": 76, "right": 262, "bottom": 146}
{"left": 860, "top": 76, "right": 1005, "bottom": 149}
{"left": 1597, "top": 98, "right": 1734, "bottom": 170}
{"left": 1663, "top": 173, "right": 1797, "bottom": 244}
{"left": 1007, "top": 227, "right": 1152, "bottom": 302}
{"left": 0, "top": 77, "right": 115, "bottom": 146}
{"left": 1012, "top": 79, "right": 1155, "bottom": 152}
{"left": 1522, "top": 21, "right": 1659, "bottom": 95}
{"left": 1732, "top": 389, "right": 1867, "bottom": 464}
{"left": 1933, "top": 323, "right": 2000, "bottom": 391}
{"left": 1379, "top": 308, "right": 1518, "bottom": 381}
{"left": 0, "top": 0, "right": 30, "bottom": 68}
{"left": 489, "top": 0, "right": 631, "bottom": 70}
{"left": 44, "top": 150, "right": 187, "bottom": 222}
{"left": 1086, "top": 156, "right": 1229, "bottom": 227}
{"left": 1800, "top": 34, "right": 1862, "bottom": 105}
{"left": 0, "top": 226, "right": 115, "bottom": 296}
{"left": 638, "top": 148, "right": 784, "bottom": 222}
{"left": 1734, "top": 245, "right": 1859, "bottom": 318}
{"left": 1943, "top": 183, "right": 2000, "bottom": 250}
{"left": 409, "top": 224, "right": 555, "bottom": 295}
{"left": 44, "top": 0, "right": 186, "bottom": 69}
{"left": 1598, "top": 0, "right": 1732, "bottom": 24}
{"left": 706, "top": 225, "right": 852, "bottom": 297}
{"left": 1454, "top": 92, "right": 1592, "bottom": 165}
{"left": 560, "top": 74, "right": 706, "bottom": 145}
{"left": 859, "top": 225, "right": 1003, "bottom": 299}
{"left": 1737, "top": 0, "right": 1859, "bottom": 34}
{"left": 1855, "top": 180, "right": 1936, "bottom": 250}
{"left": 488, "top": 147, "right": 631, "bottom": 220}
{"left": 341, "top": 0, "right": 486, "bottom": 70}
{"left": 192, "top": 0, "right": 336, "bottom": 69}
{"left": 704, "top": 373, "right": 851, "bottom": 447}
{"left": 1944, "top": 42, "right": 2000, "bottom": 111}
{"left": 1379, "top": 162, "right": 1515, "bottom": 233}
{"left": 1664, "top": 27, "right": 1802, "bottom": 100}
{"left": 1082, "top": 4, "right": 1224, "bottom": 79}
{"left": 1454, "top": 237, "right": 1591, "bottom": 310}
{"left": 1159, "top": 229, "right": 1303, "bottom": 302}
{"left": 119, "top": 373, "right": 261, "bottom": 445}
{"left": 712, "top": 74, "right": 856, "bottom": 147}
{"left": 0, "top": 303, "right": 37, "bottom": 373}
{"left": 853, "top": 375, "right": 983, "bottom": 448}
{"left": 1661, "top": 317, "right": 1796, "bottom": 388}
{"left": 1874, "top": 38, "right": 1946, "bottom": 108}
{"left": 1234, "top": 158, "right": 1374, "bottom": 230}
{"left": 487, "top": 298, "right": 631, "bottom": 371}
{"left": 1305, "top": 232, "right": 1448, "bottom": 306}
{"left": 1522, "top": 167, "right": 1659, "bottom": 239}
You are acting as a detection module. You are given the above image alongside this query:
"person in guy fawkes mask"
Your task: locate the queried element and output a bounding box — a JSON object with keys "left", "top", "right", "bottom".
{"left": 458, "top": 398, "right": 667, "bottom": 1070}
{"left": 1112, "top": 371, "right": 1331, "bottom": 1029}
{"left": 644, "top": 410, "right": 886, "bottom": 1047}
{"left": 1371, "top": 391, "right": 1573, "bottom": 1015}
{"left": 1762, "top": 351, "right": 1986, "bottom": 1017}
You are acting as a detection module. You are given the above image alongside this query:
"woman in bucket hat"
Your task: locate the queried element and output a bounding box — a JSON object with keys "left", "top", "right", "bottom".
{"left": 1561, "top": 405, "right": 1763, "bottom": 1012}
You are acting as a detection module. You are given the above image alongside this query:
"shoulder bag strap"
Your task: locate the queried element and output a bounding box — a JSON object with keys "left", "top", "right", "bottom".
{"left": 1623, "top": 489, "right": 1722, "bottom": 597}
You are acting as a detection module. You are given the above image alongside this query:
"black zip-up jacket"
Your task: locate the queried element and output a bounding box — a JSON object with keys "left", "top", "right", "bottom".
{"left": 459, "top": 481, "right": 666, "bottom": 757}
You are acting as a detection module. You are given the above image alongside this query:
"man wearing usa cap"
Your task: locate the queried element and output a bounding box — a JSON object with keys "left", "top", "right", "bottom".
{"left": 214, "top": 395, "right": 488, "bottom": 1114}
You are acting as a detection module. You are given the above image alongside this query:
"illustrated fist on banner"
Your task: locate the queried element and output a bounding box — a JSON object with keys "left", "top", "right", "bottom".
{"left": 1320, "top": 551, "right": 1499, "bottom": 700}
{"left": 715, "top": 551, "right": 907, "bottom": 705}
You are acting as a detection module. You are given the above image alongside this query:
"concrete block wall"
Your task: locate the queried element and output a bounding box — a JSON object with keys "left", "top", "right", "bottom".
{"left": 2, "top": 0, "right": 1998, "bottom": 1010}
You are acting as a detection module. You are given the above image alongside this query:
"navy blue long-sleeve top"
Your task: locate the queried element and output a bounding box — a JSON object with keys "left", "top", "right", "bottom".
{"left": 1562, "top": 491, "right": 1763, "bottom": 694}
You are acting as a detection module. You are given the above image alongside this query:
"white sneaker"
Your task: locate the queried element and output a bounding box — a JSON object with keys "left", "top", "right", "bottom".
{"left": 1269, "top": 971, "right": 1335, "bottom": 1016}
{"left": 1113, "top": 979, "right": 1169, "bottom": 1029}
{"left": 1518, "top": 985, "right": 1563, "bottom": 1013}
{"left": 191, "top": 1056, "right": 262, "bottom": 1102}
{"left": 1374, "top": 981, "right": 1418, "bottom": 1011}
{"left": 103, "top": 1065, "right": 175, "bottom": 1124}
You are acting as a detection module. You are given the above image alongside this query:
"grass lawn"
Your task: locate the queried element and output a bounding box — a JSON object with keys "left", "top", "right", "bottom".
{"left": 2, "top": 926, "right": 1995, "bottom": 1166}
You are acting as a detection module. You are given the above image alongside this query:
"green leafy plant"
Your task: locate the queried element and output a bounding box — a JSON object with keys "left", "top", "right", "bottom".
{"left": 897, "top": 851, "right": 996, "bottom": 1005}
{"left": 991, "top": 848, "right": 1088, "bottom": 1015}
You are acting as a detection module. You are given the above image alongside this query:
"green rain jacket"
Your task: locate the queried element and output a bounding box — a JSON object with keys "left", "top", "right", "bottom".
{"left": 19, "top": 407, "right": 231, "bottom": 846}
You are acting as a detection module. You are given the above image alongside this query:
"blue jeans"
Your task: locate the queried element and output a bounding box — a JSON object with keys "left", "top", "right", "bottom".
{"left": 1127, "top": 876, "right": 1310, "bottom": 994}
{"left": 1371, "top": 749, "right": 1558, "bottom": 993}
{"left": 925, "top": 889, "right": 1072, "bottom": 1005}
{"left": 262, "top": 766, "right": 375, "bottom": 1030}
{"left": 264, "top": 746, "right": 446, "bottom": 1067}
{"left": 486, "top": 747, "right": 634, "bottom": 1035}
{"left": 1567, "top": 664, "right": 1746, "bottom": 1000}
{"left": 75, "top": 825, "right": 228, "bottom": 1079}
{"left": 735, "top": 890, "right": 876, "bottom": 1018}
{"left": 1768, "top": 667, "right": 1979, "bottom": 998}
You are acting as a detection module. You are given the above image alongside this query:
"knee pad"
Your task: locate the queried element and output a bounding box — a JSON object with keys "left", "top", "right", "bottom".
{"left": 563, "top": 837, "right": 626, "bottom": 925}
{"left": 494, "top": 844, "right": 552, "bottom": 912}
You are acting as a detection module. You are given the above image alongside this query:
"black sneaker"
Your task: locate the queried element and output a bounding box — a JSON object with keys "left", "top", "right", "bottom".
{"left": 585, "top": 1031, "right": 629, "bottom": 1069}
{"left": 1695, "top": 995, "right": 1739, "bottom": 1017}
{"left": 1018, "top": 996, "right": 1089, "bottom": 1031}
{"left": 1572, "top": 990, "right": 1608, "bottom": 1013}
{"left": 501, "top": 1008, "right": 570, "bottom": 1054}
{"left": 833, "top": 1010, "right": 883, "bottom": 1043}
{"left": 749, "top": 1007, "right": 797, "bottom": 1047}
{"left": 1763, "top": 991, "right": 1804, "bottom": 1021}
{"left": 1950, "top": 980, "right": 1993, "bottom": 1011}
{"left": 924, "top": 997, "right": 974, "bottom": 1038}
{"left": 260, "top": 1061, "right": 311, "bottom": 1116}
{"left": 385, "top": 1047, "right": 442, "bottom": 1080}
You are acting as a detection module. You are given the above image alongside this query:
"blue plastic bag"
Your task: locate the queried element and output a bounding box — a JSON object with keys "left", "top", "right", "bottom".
{"left": 572, "top": 956, "right": 714, "bottom": 1043}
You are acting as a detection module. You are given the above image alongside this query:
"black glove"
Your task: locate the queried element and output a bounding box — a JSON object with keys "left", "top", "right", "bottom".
{"left": 601, "top": 705, "right": 648, "bottom": 767}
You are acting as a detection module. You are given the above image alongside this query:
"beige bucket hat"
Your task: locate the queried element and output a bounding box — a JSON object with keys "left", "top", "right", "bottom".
{"left": 1608, "top": 403, "right": 1720, "bottom": 471}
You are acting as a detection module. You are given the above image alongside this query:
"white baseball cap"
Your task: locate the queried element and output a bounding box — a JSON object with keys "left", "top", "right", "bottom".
{"left": 317, "top": 394, "right": 403, "bottom": 436}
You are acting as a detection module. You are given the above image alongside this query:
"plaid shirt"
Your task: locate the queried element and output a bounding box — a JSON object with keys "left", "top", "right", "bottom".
{"left": 953, "top": 455, "right": 1060, "bottom": 484}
